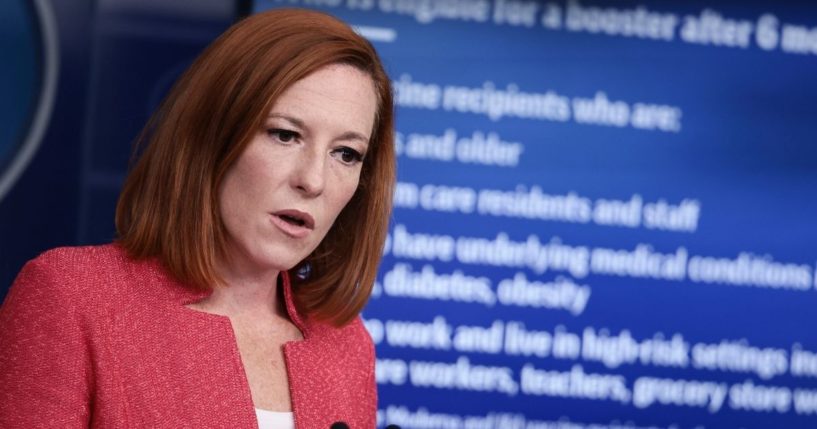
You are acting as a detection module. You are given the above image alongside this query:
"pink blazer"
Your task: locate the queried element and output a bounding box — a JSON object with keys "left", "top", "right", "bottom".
{"left": 0, "top": 244, "right": 376, "bottom": 428}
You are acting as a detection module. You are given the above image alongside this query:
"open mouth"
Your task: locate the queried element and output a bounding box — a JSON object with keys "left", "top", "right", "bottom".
{"left": 272, "top": 210, "right": 315, "bottom": 230}
{"left": 279, "top": 214, "right": 305, "bottom": 227}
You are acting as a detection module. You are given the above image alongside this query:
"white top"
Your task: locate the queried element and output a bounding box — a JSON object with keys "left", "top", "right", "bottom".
{"left": 255, "top": 408, "right": 295, "bottom": 429}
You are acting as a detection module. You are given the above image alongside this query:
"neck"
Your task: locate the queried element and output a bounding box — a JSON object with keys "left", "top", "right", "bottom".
{"left": 203, "top": 256, "right": 287, "bottom": 318}
{"left": 213, "top": 278, "right": 281, "bottom": 316}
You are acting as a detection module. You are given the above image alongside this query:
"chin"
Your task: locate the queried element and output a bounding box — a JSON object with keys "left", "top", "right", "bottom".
{"left": 254, "top": 254, "right": 300, "bottom": 273}
{"left": 223, "top": 243, "right": 301, "bottom": 278}
{"left": 256, "top": 244, "right": 312, "bottom": 272}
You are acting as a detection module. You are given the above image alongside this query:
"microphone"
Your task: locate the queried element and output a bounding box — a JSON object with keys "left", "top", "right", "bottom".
{"left": 329, "top": 420, "right": 401, "bottom": 428}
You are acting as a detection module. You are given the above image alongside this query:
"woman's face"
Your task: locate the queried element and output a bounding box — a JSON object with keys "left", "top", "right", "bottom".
{"left": 218, "top": 64, "right": 377, "bottom": 278}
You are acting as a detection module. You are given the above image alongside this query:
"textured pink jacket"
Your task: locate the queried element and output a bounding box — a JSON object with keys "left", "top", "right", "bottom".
{"left": 0, "top": 244, "right": 376, "bottom": 428}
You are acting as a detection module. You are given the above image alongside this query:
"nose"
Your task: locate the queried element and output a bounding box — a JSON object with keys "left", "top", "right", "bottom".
{"left": 291, "top": 145, "right": 326, "bottom": 197}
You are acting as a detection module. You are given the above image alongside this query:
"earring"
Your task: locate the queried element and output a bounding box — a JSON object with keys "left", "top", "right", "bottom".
{"left": 296, "top": 262, "right": 312, "bottom": 280}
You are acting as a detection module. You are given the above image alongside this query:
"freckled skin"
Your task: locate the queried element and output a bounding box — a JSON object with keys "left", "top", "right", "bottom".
{"left": 219, "top": 64, "right": 378, "bottom": 280}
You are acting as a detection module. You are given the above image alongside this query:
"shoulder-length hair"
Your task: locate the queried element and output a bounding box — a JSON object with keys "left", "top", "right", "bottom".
{"left": 115, "top": 8, "right": 395, "bottom": 326}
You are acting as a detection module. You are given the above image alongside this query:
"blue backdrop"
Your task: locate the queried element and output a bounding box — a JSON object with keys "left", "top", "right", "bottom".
{"left": 252, "top": 1, "right": 817, "bottom": 428}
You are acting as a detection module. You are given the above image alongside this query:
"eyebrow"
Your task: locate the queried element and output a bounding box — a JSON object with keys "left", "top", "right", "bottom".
{"left": 267, "top": 113, "right": 370, "bottom": 145}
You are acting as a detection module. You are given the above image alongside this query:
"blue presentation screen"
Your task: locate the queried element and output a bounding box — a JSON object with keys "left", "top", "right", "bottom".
{"left": 255, "top": 1, "right": 817, "bottom": 428}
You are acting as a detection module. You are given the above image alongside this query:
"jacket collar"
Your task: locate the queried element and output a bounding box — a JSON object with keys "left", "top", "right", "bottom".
{"left": 280, "top": 270, "right": 311, "bottom": 339}
{"left": 136, "top": 248, "right": 312, "bottom": 338}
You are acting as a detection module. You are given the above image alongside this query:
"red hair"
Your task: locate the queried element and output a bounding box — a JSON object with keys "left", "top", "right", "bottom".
{"left": 116, "top": 8, "right": 395, "bottom": 326}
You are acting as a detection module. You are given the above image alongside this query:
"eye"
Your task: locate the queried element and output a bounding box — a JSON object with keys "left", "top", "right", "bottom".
{"left": 267, "top": 128, "right": 300, "bottom": 144}
{"left": 333, "top": 147, "right": 364, "bottom": 165}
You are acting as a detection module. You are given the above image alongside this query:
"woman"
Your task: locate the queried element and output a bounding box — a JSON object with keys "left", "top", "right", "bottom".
{"left": 0, "top": 8, "right": 394, "bottom": 429}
